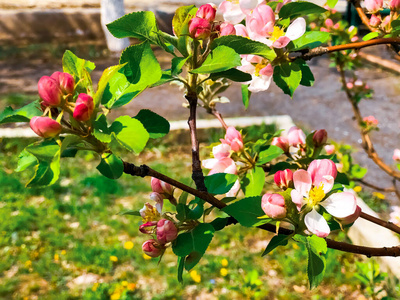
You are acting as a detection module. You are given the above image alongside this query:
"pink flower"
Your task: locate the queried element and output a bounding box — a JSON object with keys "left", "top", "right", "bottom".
{"left": 287, "top": 126, "right": 306, "bottom": 147}
{"left": 389, "top": 0, "right": 400, "bottom": 10}
{"left": 312, "top": 129, "right": 328, "bottom": 147}
{"left": 274, "top": 169, "right": 293, "bottom": 190}
{"left": 142, "top": 239, "right": 164, "bottom": 257}
{"left": 346, "top": 82, "right": 354, "bottom": 89}
{"left": 393, "top": 149, "right": 400, "bottom": 161}
{"left": 139, "top": 203, "right": 161, "bottom": 223}
{"left": 271, "top": 136, "right": 290, "bottom": 153}
{"left": 238, "top": 57, "right": 274, "bottom": 92}
{"left": 50, "top": 71, "right": 75, "bottom": 95}
{"left": 245, "top": 4, "right": 275, "bottom": 41}
{"left": 220, "top": 127, "right": 243, "bottom": 152}
{"left": 151, "top": 177, "right": 174, "bottom": 197}
{"left": 156, "top": 219, "right": 178, "bottom": 244}
{"left": 218, "top": 0, "right": 259, "bottom": 24}
{"left": 389, "top": 206, "right": 400, "bottom": 227}
{"left": 220, "top": 22, "right": 236, "bottom": 36}
{"left": 369, "top": 14, "right": 381, "bottom": 26}
{"left": 267, "top": 18, "right": 306, "bottom": 49}
{"left": 30, "top": 116, "right": 62, "bottom": 138}
{"left": 325, "top": 19, "right": 334, "bottom": 28}
{"left": 196, "top": 3, "right": 216, "bottom": 22}
{"left": 139, "top": 221, "right": 157, "bottom": 234}
{"left": 73, "top": 93, "right": 94, "bottom": 122}
{"left": 324, "top": 145, "right": 335, "bottom": 155}
{"left": 38, "top": 76, "right": 63, "bottom": 107}
{"left": 202, "top": 157, "right": 237, "bottom": 175}
{"left": 188, "top": 17, "right": 211, "bottom": 39}
{"left": 261, "top": 193, "right": 287, "bottom": 219}
{"left": 291, "top": 159, "right": 357, "bottom": 237}
{"left": 363, "top": 115, "right": 378, "bottom": 127}
{"left": 364, "top": 0, "right": 383, "bottom": 13}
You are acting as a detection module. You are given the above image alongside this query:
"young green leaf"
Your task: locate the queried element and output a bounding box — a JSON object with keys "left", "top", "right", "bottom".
{"left": 62, "top": 50, "right": 95, "bottom": 93}
{"left": 172, "top": 5, "right": 197, "bottom": 37}
{"left": 0, "top": 101, "right": 42, "bottom": 125}
{"left": 96, "top": 153, "right": 124, "bottom": 179}
{"left": 362, "top": 32, "right": 380, "bottom": 41}
{"left": 273, "top": 61, "right": 302, "bottom": 97}
{"left": 262, "top": 234, "right": 291, "bottom": 256}
{"left": 93, "top": 64, "right": 126, "bottom": 107}
{"left": 297, "top": 59, "right": 315, "bottom": 87}
{"left": 279, "top": 2, "right": 327, "bottom": 19}
{"left": 204, "top": 173, "right": 238, "bottom": 195}
{"left": 210, "top": 68, "right": 252, "bottom": 82}
{"left": 241, "top": 84, "right": 251, "bottom": 109}
{"left": 191, "top": 46, "right": 241, "bottom": 74}
{"left": 15, "top": 149, "right": 37, "bottom": 172}
{"left": 242, "top": 167, "right": 265, "bottom": 197}
{"left": 290, "top": 31, "right": 330, "bottom": 51}
{"left": 257, "top": 145, "right": 284, "bottom": 165}
{"left": 134, "top": 109, "right": 170, "bottom": 139}
{"left": 93, "top": 114, "right": 112, "bottom": 143}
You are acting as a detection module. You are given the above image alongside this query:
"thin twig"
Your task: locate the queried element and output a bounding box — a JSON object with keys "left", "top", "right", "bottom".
{"left": 123, "top": 161, "right": 400, "bottom": 257}
{"left": 211, "top": 108, "right": 228, "bottom": 130}
{"left": 354, "top": 178, "right": 396, "bottom": 192}
{"left": 360, "top": 212, "right": 400, "bottom": 235}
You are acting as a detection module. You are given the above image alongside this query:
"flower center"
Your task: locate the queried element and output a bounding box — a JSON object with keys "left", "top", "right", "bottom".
{"left": 228, "top": 0, "right": 240, "bottom": 4}
{"left": 142, "top": 206, "right": 160, "bottom": 223}
{"left": 308, "top": 185, "right": 325, "bottom": 207}
{"left": 254, "top": 63, "right": 267, "bottom": 77}
{"left": 270, "top": 26, "right": 285, "bottom": 42}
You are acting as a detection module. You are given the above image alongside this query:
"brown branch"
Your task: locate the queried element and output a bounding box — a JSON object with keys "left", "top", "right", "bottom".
{"left": 393, "top": 178, "right": 400, "bottom": 200}
{"left": 123, "top": 161, "right": 400, "bottom": 257}
{"left": 354, "top": 178, "right": 396, "bottom": 192}
{"left": 360, "top": 212, "right": 400, "bottom": 235}
{"left": 211, "top": 108, "right": 228, "bottom": 130}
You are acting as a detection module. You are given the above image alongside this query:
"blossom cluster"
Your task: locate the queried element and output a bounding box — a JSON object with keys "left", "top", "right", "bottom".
{"left": 364, "top": 0, "right": 400, "bottom": 30}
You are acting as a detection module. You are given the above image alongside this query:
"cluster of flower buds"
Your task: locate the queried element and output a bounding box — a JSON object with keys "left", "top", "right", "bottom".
{"left": 365, "top": 0, "right": 400, "bottom": 31}
{"left": 346, "top": 78, "right": 373, "bottom": 102}
{"left": 362, "top": 115, "right": 379, "bottom": 131}
{"left": 272, "top": 126, "right": 306, "bottom": 153}
{"left": 150, "top": 177, "right": 175, "bottom": 205}
{"left": 188, "top": 4, "right": 217, "bottom": 39}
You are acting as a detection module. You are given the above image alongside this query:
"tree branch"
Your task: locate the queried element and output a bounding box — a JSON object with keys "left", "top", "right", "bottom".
{"left": 123, "top": 161, "right": 400, "bottom": 257}
{"left": 354, "top": 178, "right": 396, "bottom": 192}
{"left": 360, "top": 212, "right": 400, "bottom": 235}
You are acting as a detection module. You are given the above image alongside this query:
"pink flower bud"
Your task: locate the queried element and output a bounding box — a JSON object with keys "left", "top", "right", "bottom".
{"left": 393, "top": 149, "right": 400, "bottom": 161}
{"left": 139, "top": 221, "right": 157, "bottom": 234}
{"left": 364, "top": 0, "right": 383, "bottom": 13}
{"left": 337, "top": 205, "right": 361, "bottom": 225}
{"left": 369, "top": 14, "right": 381, "bottom": 26}
{"left": 274, "top": 169, "right": 293, "bottom": 189}
{"left": 151, "top": 177, "right": 174, "bottom": 196}
{"left": 324, "top": 144, "right": 335, "bottom": 155}
{"left": 351, "top": 36, "right": 359, "bottom": 42}
{"left": 271, "top": 136, "right": 290, "bottom": 153}
{"left": 156, "top": 219, "right": 178, "bottom": 244}
{"left": 346, "top": 82, "right": 354, "bottom": 89}
{"left": 312, "top": 129, "right": 328, "bottom": 147}
{"left": 30, "top": 116, "right": 62, "bottom": 138}
{"left": 73, "top": 93, "right": 94, "bottom": 122}
{"left": 325, "top": 18, "right": 334, "bottom": 28}
{"left": 142, "top": 239, "right": 164, "bottom": 257}
{"left": 196, "top": 4, "right": 216, "bottom": 22}
{"left": 38, "top": 76, "right": 63, "bottom": 107}
{"left": 220, "top": 22, "right": 236, "bottom": 36}
{"left": 220, "top": 127, "right": 243, "bottom": 152}
{"left": 51, "top": 71, "right": 75, "bottom": 95}
{"left": 287, "top": 126, "right": 306, "bottom": 147}
{"left": 261, "top": 193, "right": 286, "bottom": 219}
{"left": 389, "top": 0, "right": 400, "bottom": 10}
{"left": 363, "top": 115, "right": 378, "bottom": 127}
{"left": 188, "top": 17, "right": 211, "bottom": 39}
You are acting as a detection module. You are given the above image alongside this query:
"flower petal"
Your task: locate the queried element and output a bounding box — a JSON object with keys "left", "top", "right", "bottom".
{"left": 290, "top": 188, "right": 304, "bottom": 211}
{"left": 321, "top": 192, "right": 357, "bottom": 218}
{"left": 285, "top": 17, "right": 306, "bottom": 41}
{"left": 304, "top": 209, "right": 330, "bottom": 238}
{"left": 293, "top": 169, "right": 312, "bottom": 197}
{"left": 272, "top": 36, "right": 291, "bottom": 48}
{"left": 202, "top": 158, "right": 218, "bottom": 169}
{"left": 248, "top": 74, "right": 272, "bottom": 93}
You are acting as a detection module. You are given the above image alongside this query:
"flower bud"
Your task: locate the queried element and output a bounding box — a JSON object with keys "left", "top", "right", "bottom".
{"left": 220, "top": 127, "right": 243, "bottom": 152}
{"left": 393, "top": 149, "right": 400, "bottom": 161}
{"left": 389, "top": 0, "right": 400, "bottom": 10}
{"left": 73, "top": 93, "right": 94, "bottom": 122}
{"left": 369, "top": 14, "right": 381, "bottom": 26}
{"left": 337, "top": 205, "right": 361, "bottom": 225}
{"left": 151, "top": 177, "right": 173, "bottom": 197}
{"left": 139, "top": 221, "right": 157, "bottom": 234}
{"left": 196, "top": 4, "right": 216, "bottom": 22}
{"left": 324, "top": 144, "right": 335, "bottom": 155}
{"left": 38, "top": 76, "right": 63, "bottom": 107}
{"left": 142, "top": 239, "right": 164, "bottom": 257}
{"left": 156, "top": 219, "right": 178, "bottom": 244}
{"left": 271, "top": 136, "right": 290, "bottom": 153}
{"left": 363, "top": 115, "right": 378, "bottom": 127}
{"left": 287, "top": 126, "right": 306, "bottom": 147}
{"left": 325, "top": 18, "right": 334, "bottom": 28}
{"left": 261, "top": 193, "right": 286, "bottom": 219}
{"left": 189, "top": 17, "right": 212, "bottom": 39}
{"left": 346, "top": 82, "right": 354, "bottom": 89}
{"left": 30, "top": 116, "right": 62, "bottom": 138}
{"left": 220, "top": 22, "right": 236, "bottom": 36}
{"left": 364, "top": 0, "right": 383, "bottom": 13}
{"left": 51, "top": 71, "right": 75, "bottom": 95}
{"left": 312, "top": 129, "right": 328, "bottom": 148}
{"left": 274, "top": 169, "right": 293, "bottom": 189}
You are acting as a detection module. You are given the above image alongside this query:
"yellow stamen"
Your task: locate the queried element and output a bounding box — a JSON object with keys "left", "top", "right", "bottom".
{"left": 308, "top": 185, "right": 325, "bottom": 207}
{"left": 270, "top": 26, "right": 285, "bottom": 42}
{"left": 254, "top": 63, "right": 267, "bottom": 77}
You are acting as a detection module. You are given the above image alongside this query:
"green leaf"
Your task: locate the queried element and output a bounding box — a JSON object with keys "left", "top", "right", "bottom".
{"left": 134, "top": 109, "right": 170, "bottom": 139}
{"left": 0, "top": 101, "right": 42, "bottom": 124}
{"left": 241, "top": 84, "right": 251, "bottom": 109}
{"left": 326, "top": 0, "right": 339, "bottom": 8}
{"left": 150, "top": 70, "right": 176, "bottom": 87}
{"left": 297, "top": 59, "right": 315, "bottom": 87}
{"left": 242, "top": 167, "right": 265, "bottom": 197}
{"left": 191, "top": 46, "right": 241, "bottom": 74}
{"left": 93, "top": 64, "right": 126, "bottom": 107}
{"left": 60, "top": 135, "right": 83, "bottom": 157}
{"left": 25, "top": 140, "right": 61, "bottom": 187}
{"left": 204, "top": 173, "right": 238, "bottom": 195}
{"left": 96, "top": 153, "right": 124, "bottom": 179}
{"left": 291, "top": 31, "right": 330, "bottom": 51}
{"left": 257, "top": 145, "right": 284, "bottom": 165}
{"left": 209, "top": 217, "right": 228, "bottom": 231}
{"left": 172, "top": 5, "right": 197, "bottom": 37}
{"left": 350, "top": 164, "right": 367, "bottom": 179}
{"left": 362, "top": 32, "right": 380, "bottom": 41}
{"left": 187, "top": 198, "right": 204, "bottom": 220}
{"left": 294, "top": 235, "right": 327, "bottom": 289}
{"left": 211, "top": 35, "right": 277, "bottom": 61}
{"left": 62, "top": 50, "right": 95, "bottom": 93}
{"left": 273, "top": 61, "right": 302, "bottom": 97}
{"left": 15, "top": 149, "right": 37, "bottom": 172}
{"left": 177, "top": 256, "right": 185, "bottom": 283}
{"left": 176, "top": 204, "right": 191, "bottom": 221}
{"left": 335, "top": 172, "right": 349, "bottom": 185}
{"left": 117, "top": 210, "right": 141, "bottom": 216}
{"left": 171, "top": 56, "right": 189, "bottom": 75}
{"left": 262, "top": 234, "right": 291, "bottom": 256}
{"left": 222, "top": 196, "right": 271, "bottom": 227}
{"left": 172, "top": 223, "right": 215, "bottom": 270}
{"left": 110, "top": 116, "right": 149, "bottom": 153}
{"left": 279, "top": 2, "right": 326, "bottom": 19}
{"left": 209, "top": 68, "right": 252, "bottom": 82}
{"left": 93, "top": 114, "right": 112, "bottom": 143}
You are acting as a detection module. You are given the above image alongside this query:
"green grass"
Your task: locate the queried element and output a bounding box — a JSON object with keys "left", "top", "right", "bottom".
{"left": 0, "top": 130, "right": 398, "bottom": 299}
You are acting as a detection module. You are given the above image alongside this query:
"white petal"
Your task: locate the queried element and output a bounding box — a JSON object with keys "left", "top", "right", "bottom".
{"left": 285, "top": 17, "right": 306, "bottom": 41}
{"left": 290, "top": 189, "right": 304, "bottom": 211}
{"left": 304, "top": 209, "right": 330, "bottom": 238}
{"left": 321, "top": 192, "right": 357, "bottom": 218}
{"left": 202, "top": 158, "right": 218, "bottom": 169}
{"left": 248, "top": 74, "right": 272, "bottom": 93}
{"left": 320, "top": 175, "right": 334, "bottom": 194}
{"left": 293, "top": 169, "right": 312, "bottom": 197}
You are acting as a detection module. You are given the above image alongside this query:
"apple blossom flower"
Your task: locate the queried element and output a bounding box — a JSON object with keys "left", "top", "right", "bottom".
{"left": 266, "top": 18, "right": 306, "bottom": 49}
{"left": 218, "top": 0, "right": 260, "bottom": 24}
{"left": 140, "top": 203, "right": 161, "bottom": 223}
{"left": 271, "top": 136, "right": 290, "bottom": 153}
{"left": 312, "top": 129, "right": 328, "bottom": 147}
{"left": 393, "top": 149, "right": 400, "bottom": 161}
{"left": 238, "top": 56, "right": 274, "bottom": 93}
{"left": 202, "top": 157, "right": 237, "bottom": 175}
{"left": 38, "top": 76, "right": 63, "bottom": 107}
{"left": 337, "top": 205, "right": 361, "bottom": 225}
{"left": 156, "top": 219, "right": 178, "bottom": 244}
{"left": 50, "top": 71, "right": 75, "bottom": 95}
{"left": 389, "top": 0, "right": 400, "bottom": 10}
{"left": 30, "top": 116, "right": 62, "bottom": 138}
{"left": 370, "top": 14, "right": 382, "bottom": 26}
{"left": 291, "top": 159, "right": 357, "bottom": 237}
{"left": 261, "top": 193, "right": 287, "bottom": 218}
{"left": 151, "top": 177, "right": 174, "bottom": 197}
{"left": 73, "top": 93, "right": 94, "bottom": 122}
{"left": 139, "top": 221, "right": 157, "bottom": 234}
{"left": 220, "top": 22, "right": 236, "bottom": 36}
{"left": 188, "top": 17, "right": 211, "bottom": 39}
{"left": 363, "top": 115, "right": 378, "bottom": 127}
{"left": 274, "top": 169, "right": 293, "bottom": 189}
{"left": 364, "top": 0, "right": 383, "bottom": 13}
{"left": 287, "top": 126, "right": 306, "bottom": 147}
{"left": 389, "top": 206, "right": 400, "bottom": 227}
{"left": 245, "top": 4, "right": 275, "bottom": 41}
{"left": 142, "top": 239, "right": 165, "bottom": 257}
{"left": 220, "top": 127, "right": 244, "bottom": 152}
{"left": 324, "top": 144, "right": 335, "bottom": 155}
{"left": 196, "top": 3, "right": 217, "bottom": 22}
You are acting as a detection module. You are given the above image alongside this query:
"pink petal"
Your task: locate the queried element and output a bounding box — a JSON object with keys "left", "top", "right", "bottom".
{"left": 320, "top": 192, "right": 357, "bottom": 219}
{"left": 272, "top": 36, "right": 291, "bottom": 48}
{"left": 290, "top": 189, "right": 304, "bottom": 211}
{"left": 307, "top": 159, "right": 337, "bottom": 188}
{"left": 304, "top": 209, "right": 330, "bottom": 238}
{"left": 293, "top": 169, "right": 312, "bottom": 197}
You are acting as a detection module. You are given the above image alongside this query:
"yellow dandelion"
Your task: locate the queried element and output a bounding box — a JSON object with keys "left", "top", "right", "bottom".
{"left": 190, "top": 270, "right": 201, "bottom": 283}
{"left": 220, "top": 268, "right": 228, "bottom": 277}
{"left": 373, "top": 192, "right": 385, "bottom": 200}
{"left": 92, "top": 282, "right": 99, "bottom": 292}
{"left": 54, "top": 254, "right": 59, "bottom": 262}
{"left": 221, "top": 258, "right": 228, "bottom": 267}
{"left": 110, "top": 255, "right": 118, "bottom": 262}
{"left": 127, "top": 283, "right": 136, "bottom": 291}
{"left": 111, "top": 293, "right": 121, "bottom": 300}
{"left": 143, "top": 253, "right": 152, "bottom": 260}
{"left": 353, "top": 186, "right": 362, "bottom": 193}
{"left": 121, "top": 281, "right": 128, "bottom": 287}
{"left": 124, "top": 241, "right": 134, "bottom": 250}
{"left": 24, "top": 260, "right": 32, "bottom": 268}
{"left": 61, "top": 250, "right": 66, "bottom": 255}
